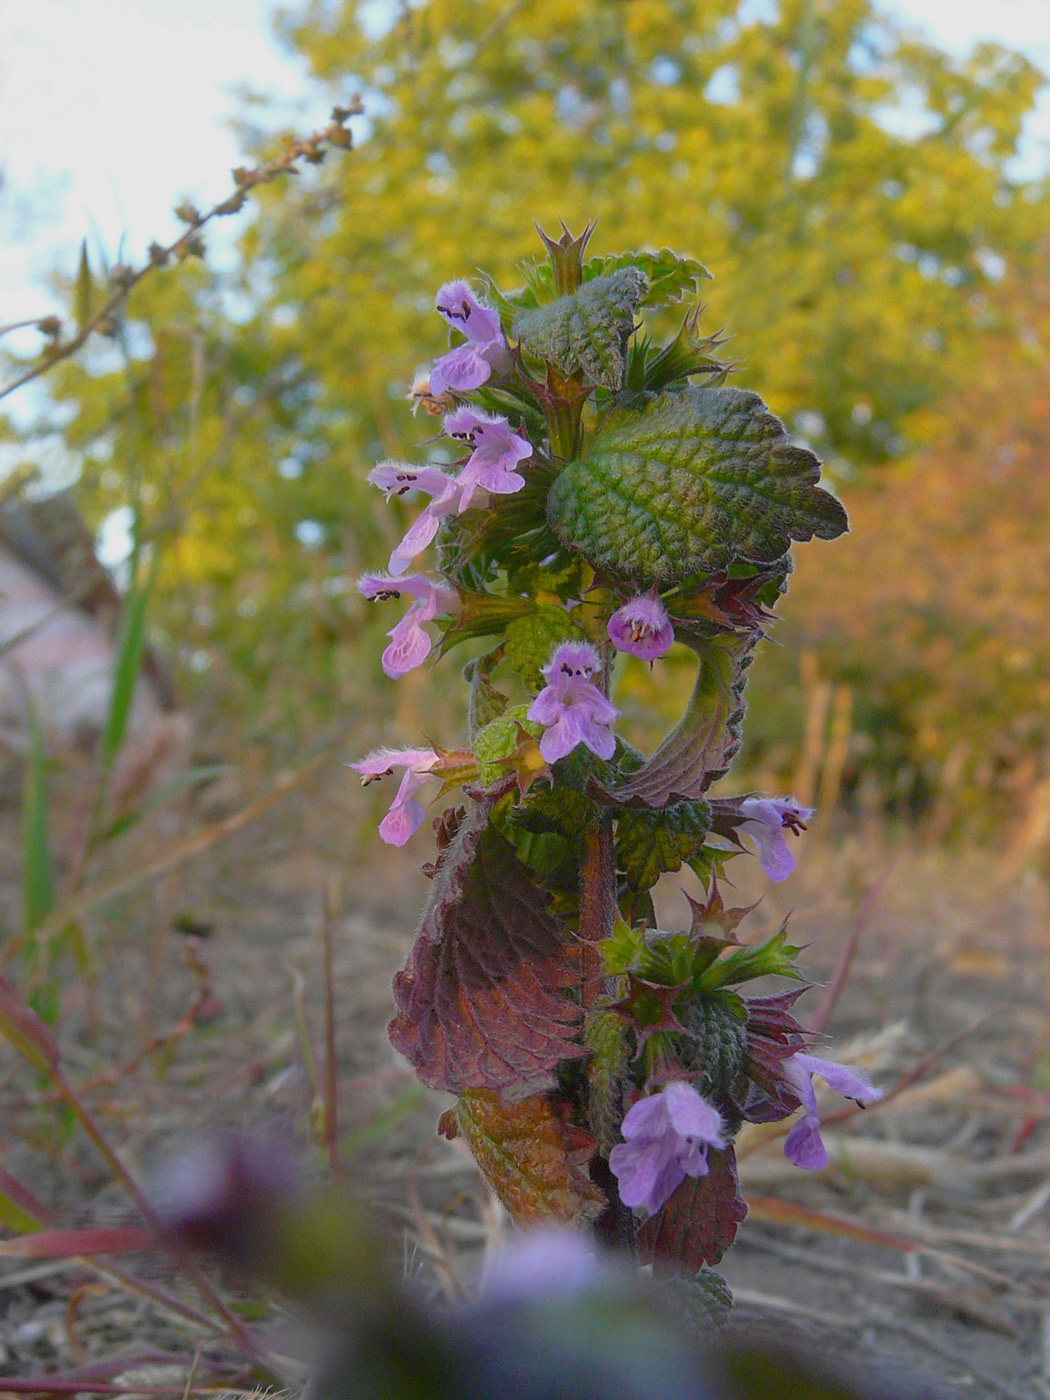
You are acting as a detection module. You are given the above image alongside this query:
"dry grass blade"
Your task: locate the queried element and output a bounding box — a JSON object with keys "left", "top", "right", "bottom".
{"left": 2, "top": 741, "right": 341, "bottom": 967}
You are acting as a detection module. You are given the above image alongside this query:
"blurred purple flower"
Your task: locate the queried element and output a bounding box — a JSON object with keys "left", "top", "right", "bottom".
{"left": 782, "top": 1052, "right": 883, "bottom": 1170}
{"left": 739, "top": 796, "right": 815, "bottom": 881}
{"left": 358, "top": 572, "right": 459, "bottom": 678}
{"left": 526, "top": 641, "right": 620, "bottom": 763}
{"left": 607, "top": 592, "right": 674, "bottom": 662}
{"left": 351, "top": 747, "right": 440, "bottom": 846}
{"left": 481, "top": 1228, "right": 603, "bottom": 1302}
{"left": 444, "top": 407, "right": 532, "bottom": 509}
{"left": 430, "top": 280, "right": 511, "bottom": 396}
{"left": 608, "top": 1081, "right": 727, "bottom": 1215}
{"left": 153, "top": 1134, "right": 298, "bottom": 1264}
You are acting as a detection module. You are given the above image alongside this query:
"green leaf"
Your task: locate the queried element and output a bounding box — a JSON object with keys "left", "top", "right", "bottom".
{"left": 547, "top": 386, "right": 849, "bottom": 583}
{"left": 22, "top": 701, "right": 53, "bottom": 935}
{"left": 615, "top": 798, "right": 711, "bottom": 893}
{"left": 664, "top": 1267, "right": 734, "bottom": 1340}
{"left": 494, "top": 247, "right": 707, "bottom": 315}
{"left": 504, "top": 606, "right": 587, "bottom": 690}
{"left": 696, "top": 922, "right": 804, "bottom": 992}
{"left": 101, "top": 559, "right": 157, "bottom": 772}
{"left": 464, "top": 653, "right": 508, "bottom": 739}
{"left": 679, "top": 991, "right": 749, "bottom": 1098}
{"left": 590, "top": 249, "right": 711, "bottom": 307}
{"left": 584, "top": 1008, "right": 630, "bottom": 1151}
{"left": 512, "top": 268, "right": 649, "bottom": 390}
{"left": 75, "top": 240, "right": 94, "bottom": 332}
{"left": 594, "top": 633, "right": 756, "bottom": 808}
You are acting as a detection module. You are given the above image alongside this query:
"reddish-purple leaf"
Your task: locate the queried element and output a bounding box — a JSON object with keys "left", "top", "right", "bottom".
{"left": 637, "top": 1145, "right": 747, "bottom": 1271}
{"left": 592, "top": 633, "right": 756, "bottom": 808}
{"left": 741, "top": 987, "right": 812, "bottom": 1122}
{"left": 389, "top": 790, "right": 584, "bottom": 1095}
{"left": 0, "top": 973, "right": 61, "bottom": 1074}
{"left": 0, "top": 1226, "right": 156, "bottom": 1258}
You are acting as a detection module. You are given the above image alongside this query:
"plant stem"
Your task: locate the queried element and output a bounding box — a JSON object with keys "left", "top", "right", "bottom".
{"left": 578, "top": 814, "right": 614, "bottom": 1011}
{"left": 578, "top": 810, "right": 635, "bottom": 1258}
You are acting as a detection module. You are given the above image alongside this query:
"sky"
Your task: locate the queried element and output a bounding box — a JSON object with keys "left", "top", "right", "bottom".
{"left": 1, "top": 0, "right": 1048, "bottom": 341}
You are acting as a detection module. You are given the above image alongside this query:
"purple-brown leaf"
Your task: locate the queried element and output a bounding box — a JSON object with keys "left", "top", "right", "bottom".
{"left": 389, "top": 789, "right": 584, "bottom": 1095}
{"left": 637, "top": 1145, "right": 747, "bottom": 1271}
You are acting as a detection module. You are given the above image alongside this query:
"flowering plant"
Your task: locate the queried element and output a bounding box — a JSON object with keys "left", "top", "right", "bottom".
{"left": 353, "top": 225, "right": 876, "bottom": 1296}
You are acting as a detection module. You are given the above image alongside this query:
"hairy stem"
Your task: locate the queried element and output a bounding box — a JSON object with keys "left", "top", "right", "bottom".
{"left": 578, "top": 810, "right": 635, "bottom": 1257}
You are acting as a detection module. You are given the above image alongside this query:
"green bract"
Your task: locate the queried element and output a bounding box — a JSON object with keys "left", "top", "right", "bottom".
{"left": 547, "top": 386, "right": 849, "bottom": 583}
{"left": 512, "top": 268, "right": 649, "bottom": 390}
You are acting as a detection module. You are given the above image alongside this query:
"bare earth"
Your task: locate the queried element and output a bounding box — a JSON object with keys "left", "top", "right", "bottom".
{"left": 0, "top": 771, "right": 1047, "bottom": 1398}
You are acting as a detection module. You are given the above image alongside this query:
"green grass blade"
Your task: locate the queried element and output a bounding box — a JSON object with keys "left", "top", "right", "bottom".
{"left": 100, "top": 558, "right": 157, "bottom": 772}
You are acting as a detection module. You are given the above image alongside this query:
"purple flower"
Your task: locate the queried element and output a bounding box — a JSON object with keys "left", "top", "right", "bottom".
{"left": 444, "top": 407, "right": 531, "bottom": 510}
{"left": 526, "top": 642, "right": 620, "bottom": 764}
{"left": 739, "top": 796, "right": 815, "bottom": 881}
{"left": 369, "top": 460, "right": 462, "bottom": 576}
{"left": 608, "top": 1081, "right": 727, "bottom": 1215}
{"left": 358, "top": 572, "right": 459, "bottom": 679}
{"left": 430, "top": 280, "right": 511, "bottom": 396}
{"left": 782, "top": 1052, "right": 883, "bottom": 1170}
{"left": 351, "top": 747, "right": 440, "bottom": 846}
{"left": 607, "top": 592, "right": 674, "bottom": 662}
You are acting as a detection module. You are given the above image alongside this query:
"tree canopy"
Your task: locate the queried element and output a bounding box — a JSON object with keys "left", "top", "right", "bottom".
{"left": 5, "top": 0, "right": 1048, "bottom": 825}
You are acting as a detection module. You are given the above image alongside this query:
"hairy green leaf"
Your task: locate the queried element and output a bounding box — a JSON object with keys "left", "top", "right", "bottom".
{"left": 504, "top": 606, "right": 586, "bottom": 690}
{"left": 512, "top": 268, "right": 649, "bottom": 390}
{"left": 615, "top": 798, "right": 711, "bottom": 893}
{"left": 547, "top": 386, "right": 849, "bottom": 583}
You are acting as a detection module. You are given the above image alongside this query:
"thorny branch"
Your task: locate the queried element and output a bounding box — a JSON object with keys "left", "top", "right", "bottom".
{"left": 0, "top": 101, "right": 363, "bottom": 405}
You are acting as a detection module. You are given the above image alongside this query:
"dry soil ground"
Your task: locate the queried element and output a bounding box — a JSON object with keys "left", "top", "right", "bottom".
{"left": 1, "top": 769, "right": 1048, "bottom": 1398}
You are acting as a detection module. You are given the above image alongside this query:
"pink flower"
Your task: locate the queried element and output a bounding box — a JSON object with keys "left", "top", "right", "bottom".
{"left": 351, "top": 747, "right": 440, "bottom": 846}
{"left": 444, "top": 407, "right": 531, "bottom": 510}
{"left": 526, "top": 642, "right": 620, "bottom": 764}
{"left": 358, "top": 573, "right": 459, "bottom": 679}
{"left": 782, "top": 1052, "right": 883, "bottom": 1170}
{"left": 607, "top": 592, "right": 674, "bottom": 662}
{"left": 608, "top": 1081, "right": 727, "bottom": 1215}
{"left": 368, "top": 461, "right": 462, "bottom": 576}
{"left": 430, "top": 280, "right": 511, "bottom": 396}
{"left": 739, "top": 797, "right": 814, "bottom": 881}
